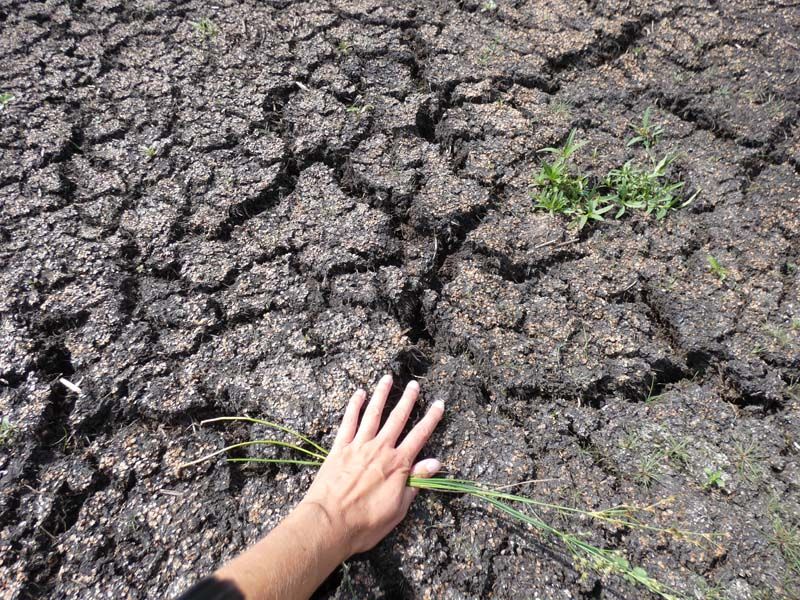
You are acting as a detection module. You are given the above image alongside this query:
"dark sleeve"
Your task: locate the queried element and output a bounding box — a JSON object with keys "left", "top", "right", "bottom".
{"left": 174, "top": 577, "right": 244, "bottom": 600}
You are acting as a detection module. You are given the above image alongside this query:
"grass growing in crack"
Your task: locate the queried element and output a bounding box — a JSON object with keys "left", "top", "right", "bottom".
{"left": 192, "top": 17, "right": 218, "bottom": 38}
{"left": 0, "top": 92, "right": 13, "bottom": 109}
{"left": 643, "top": 378, "right": 668, "bottom": 403}
{"left": 181, "top": 416, "right": 717, "bottom": 600}
{"left": 706, "top": 255, "right": 728, "bottom": 281}
{"left": 530, "top": 111, "right": 696, "bottom": 229}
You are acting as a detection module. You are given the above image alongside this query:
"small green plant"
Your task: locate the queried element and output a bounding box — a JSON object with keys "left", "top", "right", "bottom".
{"left": 634, "top": 453, "right": 662, "bottom": 488}
{"left": 0, "top": 92, "right": 13, "bottom": 109}
{"left": 768, "top": 497, "right": 800, "bottom": 583}
{"left": 477, "top": 39, "right": 501, "bottom": 65}
{"left": 604, "top": 154, "right": 695, "bottom": 219}
{"left": 337, "top": 39, "right": 353, "bottom": 56}
{"left": 532, "top": 130, "right": 589, "bottom": 217}
{"left": 0, "top": 416, "right": 16, "bottom": 445}
{"left": 141, "top": 145, "right": 157, "bottom": 159}
{"left": 549, "top": 99, "right": 572, "bottom": 118}
{"left": 531, "top": 125, "right": 695, "bottom": 229}
{"left": 664, "top": 436, "right": 690, "bottom": 467}
{"left": 695, "top": 580, "right": 728, "bottom": 600}
{"left": 183, "top": 416, "right": 716, "bottom": 600}
{"left": 770, "top": 512, "right": 800, "bottom": 578}
{"left": 788, "top": 377, "right": 800, "bottom": 402}
{"left": 620, "top": 430, "right": 642, "bottom": 451}
{"left": 706, "top": 255, "right": 728, "bottom": 281}
{"left": 732, "top": 441, "right": 765, "bottom": 483}
{"left": 643, "top": 378, "right": 666, "bottom": 403}
{"left": 345, "top": 103, "right": 374, "bottom": 117}
{"left": 763, "top": 324, "right": 792, "bottom": 347}
{"left": 702, "top": 467, "right": 725, "bottom": 490}
{"left": 192, "top": 17, "right": 218, "bottom": 38}
{"left": 571, "top": 196, "right": 613, "bottom": 229}
{"left": 480, "top": 0, "right": 498, "bottom": 11}
{"left": 627, "top": 107, "right": 664, "bottom": 150}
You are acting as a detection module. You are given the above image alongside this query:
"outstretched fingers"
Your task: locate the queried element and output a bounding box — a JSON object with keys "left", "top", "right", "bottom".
{"left": 377, "top": 380, "right": 419, "bottom": 446}
{"left": 398, "top": 399, "right": 445, "bottom": 459}
{"left": 332, "top": 389, "right": 367, "bottom": 451}
{"left": 354, "top": 374, "right": 393, "bottom": 443}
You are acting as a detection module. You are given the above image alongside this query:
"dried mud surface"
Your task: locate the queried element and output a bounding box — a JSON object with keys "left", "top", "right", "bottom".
{"left": 1, "top": 1, "right": 799, "bottom": 599}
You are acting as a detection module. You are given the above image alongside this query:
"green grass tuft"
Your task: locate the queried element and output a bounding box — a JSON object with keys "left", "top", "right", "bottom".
{"left": 768, "top": 499, "right": 800, "bottom": 582}
{"left": 192, "top": 17, "right": 218, "bottom": 38}
{"left": 530, "top": 112, "right": 696, "bottom": 230}
{"left": 0, "top": 416, "right": 16, "bottom": 445}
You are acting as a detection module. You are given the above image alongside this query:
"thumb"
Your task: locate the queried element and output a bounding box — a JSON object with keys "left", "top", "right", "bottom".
{"left": 411, "top": 458, "right": 442, "bottom": 478}
{"left": 400, "top": 458, "right": 442, "bottom": 514}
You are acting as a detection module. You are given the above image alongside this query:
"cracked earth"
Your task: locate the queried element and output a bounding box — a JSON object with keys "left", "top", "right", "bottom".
{"left": 1, "top": 1, "right": 799, "bottom": 598}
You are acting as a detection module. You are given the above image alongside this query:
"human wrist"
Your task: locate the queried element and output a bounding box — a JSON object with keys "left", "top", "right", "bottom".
{"left": 295, "top": 498, "right": 354, "bottom": 562}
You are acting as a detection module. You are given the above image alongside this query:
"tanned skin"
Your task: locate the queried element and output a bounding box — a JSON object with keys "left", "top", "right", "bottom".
{"left": 197, "top": 375, "right": 444, "bottom": 600}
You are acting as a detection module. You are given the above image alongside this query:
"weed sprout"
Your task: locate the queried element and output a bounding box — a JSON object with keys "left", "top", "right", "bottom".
{"left": 192, "top": 17, "right": 218, "bottom": 38}
{"left": 0, "top": 416, "right": 15, "bottom": 445}
{"left": 530, "top": 112, "right": 697, "bottom": 230}
{"left": 627, "top": 107, "right": 664, "bottom": 150}
{"left": 706, "top": 255, "right": 728, "bottom": 281}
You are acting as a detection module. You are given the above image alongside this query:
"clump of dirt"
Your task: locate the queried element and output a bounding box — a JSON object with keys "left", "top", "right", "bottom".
{"left": 1, "top": 1, "right": 798, "bottom": 599}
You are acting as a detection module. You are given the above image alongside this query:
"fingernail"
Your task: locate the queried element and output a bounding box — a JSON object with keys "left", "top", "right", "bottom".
{"left": 381, "top": 373, "right": 393, "bottom": 384}
{"left": 357, "top": 389, "right": 367, "bottom": 398}
{"left": 407, "top": 380, "right": 419, "bottom": 391}
{"left": 417, "top": 458, "right": 442, "bottom": 476}
{"left": 432, "top": 399, "right": 445, "bottom": 411}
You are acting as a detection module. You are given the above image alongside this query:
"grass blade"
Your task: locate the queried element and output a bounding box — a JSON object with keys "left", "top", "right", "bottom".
{"left": 201, "top": 416, "right": 329, "bottom": 457}
{"left": 179, "top": 439, "right": 327, "bottom": 469}
{"left": 227, "top": 457, "right": 324, "bottom": 467}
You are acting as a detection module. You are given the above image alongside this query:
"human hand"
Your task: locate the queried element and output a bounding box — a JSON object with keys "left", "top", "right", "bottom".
{"left": 300, "top": 375, "right": 444, "bottom": 557}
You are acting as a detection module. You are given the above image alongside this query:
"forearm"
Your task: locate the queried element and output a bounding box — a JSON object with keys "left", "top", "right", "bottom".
{"left": 214, "top": 502, "right": 349, "bottom": 600}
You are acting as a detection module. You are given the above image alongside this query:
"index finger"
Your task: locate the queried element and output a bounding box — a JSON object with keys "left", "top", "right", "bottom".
{"left": 397, "top": 399, "right": 444, "bottom": 459}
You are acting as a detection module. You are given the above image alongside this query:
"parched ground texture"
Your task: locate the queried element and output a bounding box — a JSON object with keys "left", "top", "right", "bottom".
{"left": 1, "top": 0, "right": 799, "bottom": 598}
